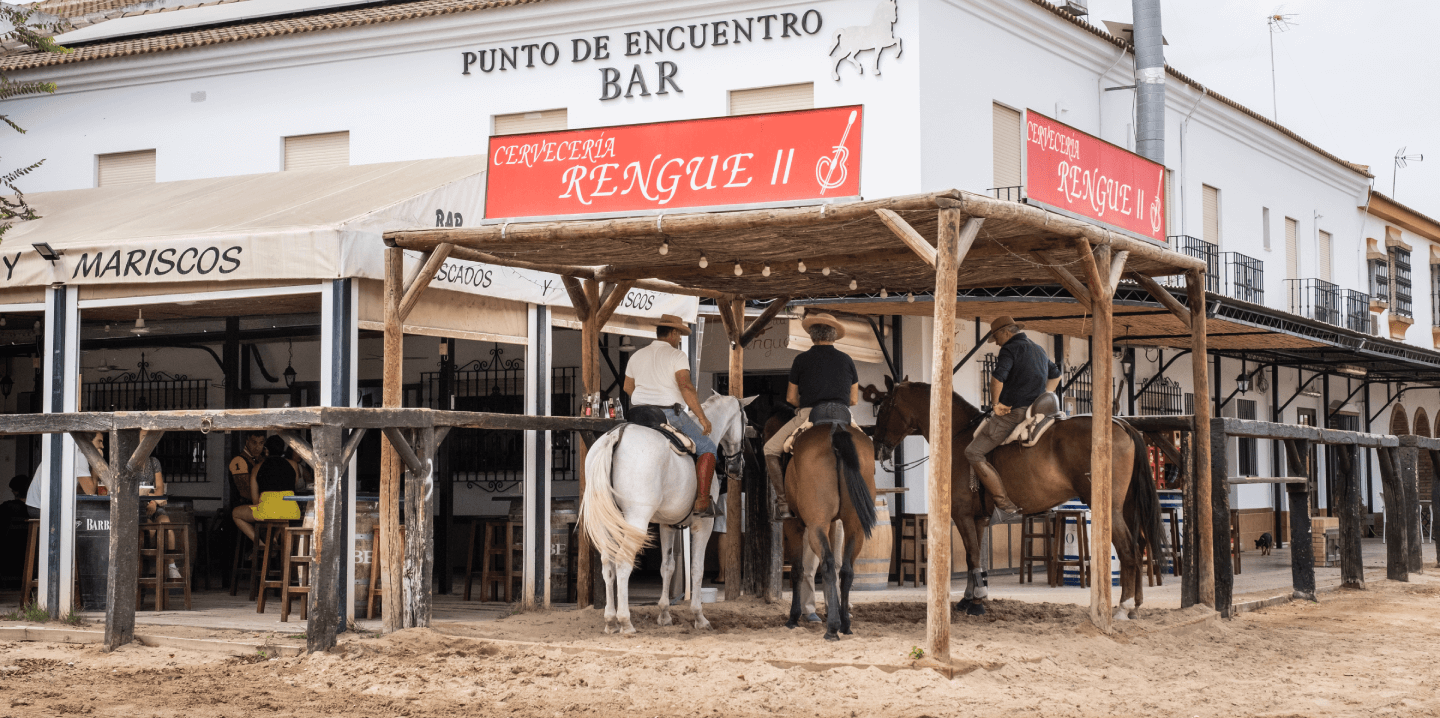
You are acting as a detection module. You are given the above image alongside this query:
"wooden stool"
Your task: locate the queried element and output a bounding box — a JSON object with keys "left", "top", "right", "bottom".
{"left": 254, "top": 521, "right": 290, "bottom": 613}
{"left": 231, "top": 519, "right": 287, "bottom": 598}
{"left": 1230, "top": 509, "right": 1242, "bottom": 575}
{"left": 1052, "top": 509, "right": 1090, "bottom": 588}
{"left": 462, "top": 518, "right": 483, "bottom": 601}
{"left": 897, "top": 515, "right": 928, "bottom": 587}
{"left": 1019, "top": 513, "right": 1054, "bottom": 585}
{"left": 469, "top": 518, "right": 521, "bottom": 602}
{"left": 280, "top": 527, "right": 313, "bottom": 622}
{"left": 20, "top": 519, "right": 40, "bottom": 606}
{"left": 368, "top": 524, "right": 405, "bottom": 619}
{"left": 1142, "top": 533, "right": 1163, "bottom": 587}
{"left": 1161, "top": 506, "right": 1183, "bottom": 577}
{"left": 137, "top": 522, "right": 192, "bottom": 611}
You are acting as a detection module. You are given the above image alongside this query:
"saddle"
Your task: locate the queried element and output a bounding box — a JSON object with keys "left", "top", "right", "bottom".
{"left": 973, "top": 392, "right": 1066, "bottom": 449}
{"left": 779, "top": 401, "right": 855, "bottom": 454}
{"left": 628, "top": 404, "right": 697, "bottom": 458}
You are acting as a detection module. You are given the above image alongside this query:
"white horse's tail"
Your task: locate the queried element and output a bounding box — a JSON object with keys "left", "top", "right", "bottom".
{"left": 581, "top": 428, "right": 651, "bottom": 564}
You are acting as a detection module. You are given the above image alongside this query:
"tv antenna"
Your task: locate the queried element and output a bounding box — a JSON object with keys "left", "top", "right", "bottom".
{"left": 1394, "top": 147, "right": 1424, "bottom": 199}
{"left": 1267, "top": 9, "right": 1299, "bottom": 122}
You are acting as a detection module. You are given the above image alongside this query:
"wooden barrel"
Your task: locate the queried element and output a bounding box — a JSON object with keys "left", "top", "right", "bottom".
{"left": 550, "top": 499, "right": 579, "bottom": 603}
{"left": 852, "top": 496, "right": 893, "bottom": 590}
{"left": 75, "top": 498, "right": 111, "bottom": 611}
{"left": 353, "top": 501, "right": 379, "bottom": 611}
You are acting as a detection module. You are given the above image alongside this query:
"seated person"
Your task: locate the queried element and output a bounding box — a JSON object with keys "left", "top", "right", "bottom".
{"left": 231, "top": 435, "right": 302, "bottom": 542}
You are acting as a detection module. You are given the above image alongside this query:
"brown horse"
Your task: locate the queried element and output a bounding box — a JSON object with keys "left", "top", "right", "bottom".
{"left": 869, "top": 378, "right": 1163, "bottom": 620}
{"left": 773, "top": 420, "right": 878, "bottom": 640}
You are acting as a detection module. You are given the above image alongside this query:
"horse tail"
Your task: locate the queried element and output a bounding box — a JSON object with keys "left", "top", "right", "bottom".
{"left": 1120, "top": 420, "right": 1165, "bottom": 562}
{"left": 580, "top": 427, "right": 650, "bottom": 564}
{"left": 831, "top": 426, "right": 876, "bottom": 539}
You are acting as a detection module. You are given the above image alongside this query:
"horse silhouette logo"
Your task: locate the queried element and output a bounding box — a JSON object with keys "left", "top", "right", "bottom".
{"left": 830, "top": 0, "right": 903, "bottom": 81}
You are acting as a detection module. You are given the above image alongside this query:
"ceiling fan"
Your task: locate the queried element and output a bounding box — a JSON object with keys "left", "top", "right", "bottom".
{"left": 91, "top": 356, "right": 125, "bottom": 373}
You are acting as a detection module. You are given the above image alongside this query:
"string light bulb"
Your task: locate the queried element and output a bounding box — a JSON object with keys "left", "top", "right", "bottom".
{"left": 762, "top": 263, "right": 771, "bottom": 277}
{"left": 797, "top": 260, "right": 807, "bottom": 273}
{"left": 699, "top": 254, "right": 709, "bottom": 268}
{"left": 733, "top": 261, "right": 743, "bottom": 276}
{"left": 849, "top": 279, "right": 858, "bottom": 290}
{"left": 822, "top": 266, "right": 831, "bottom": 276}
{"left": 880, "top": 288, "right": 888, "bottom": 298}
{"left": 906, "top": 293, "right": 915, "bottom": 303}
{"left": 659, "top": 239, "right": 669, "bottom": 255}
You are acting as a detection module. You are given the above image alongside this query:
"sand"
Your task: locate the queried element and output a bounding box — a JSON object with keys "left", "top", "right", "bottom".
{"left": 3, "top": 576, "right": 1438, "bottom": 717}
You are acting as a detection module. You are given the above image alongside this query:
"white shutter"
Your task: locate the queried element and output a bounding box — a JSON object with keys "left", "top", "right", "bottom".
{"left": 284, "top": 131, "right": 349, "bottom": 171}
{"left": 992, "top": 103, "right": 1022, "bottom": 190}
{"left": 97, "top": 149, "right": 155, "bottom": 186}
{"left": 1262, "top": 207, "right": 1271, "bottom": 251}
{"left": 493, "top": 109, "right": 568, "bottom": 136}
{"left": 728, "top": 83, "right": 814, "bottom": 116}
{"left": 1285, "top": 217, "right": 1299, "bottom": 279}
{"left": 1318, "top": 230, "right": 1333, "bottom": 281}
{"left": 1202, "top": 184, "right": 1220, "bottom": 246}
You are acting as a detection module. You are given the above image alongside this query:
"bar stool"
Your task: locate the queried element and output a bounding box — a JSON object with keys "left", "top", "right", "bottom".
{"left": 1052, "top": 509, "right": 1090, "bottom": 588}
{"left": 254, "top": 521, "right": 290, "bottom": 613}
{"left": 467, "top": 518, "right": 521, "bottom": 602}
{"left": 897, "top": 515, "right": 927, "bottom": 587}
{"left": 231, "top": 519, "right": 288, "bottom": 599}
{"left": 280, "top": 527, "right": 313, "bottom": 622}
{"left": 137, "top": 522, "right": 192, "bottom": 611}
{"left": 1018, "top": 513, "right": 1054, "bottom": 585}
{"left": 1161, "top": 506, "right": 1183, "bottom": 576}
{"left": 368, "top": 524, "right": 405, "bottom": 618}
{"left": 20, "top": 519, "right": 39, "bottom": 605}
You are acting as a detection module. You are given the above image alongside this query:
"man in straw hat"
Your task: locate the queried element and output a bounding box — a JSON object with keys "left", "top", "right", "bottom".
{"left": 966, "top": 315, "right": 1061, "bottom": 522}
{"left": 762, "top": 312, "right": 859, "bottom": 519}
{"left": 623, "top": 314, "right": 719, "bottom": 516}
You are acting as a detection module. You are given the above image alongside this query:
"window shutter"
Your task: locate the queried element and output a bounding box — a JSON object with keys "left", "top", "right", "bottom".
{"left": 493, "top": 109, "right": 568, "bottom": 136}
{"left": 284, "top": 131, "right": 349, "bottom": 171}
{"left": 992, "top": 103, "right": 1022, "bottom": 190}
{"left": 1202, "top": 184, "right": 1220, "bottom": 246}
{"left": 1262, "top": 207, "right": 1271, "bottom": 251}
{"left": 728, "top": 83, "right": 814, "bottom": 116}
{"left": 1285, "top": 217, "right": 1299, "bottom": 279}
{"left": 1318, "top": 230, "right": 1332, "bottom": 281}
{"left": 97, "top": 149, "right": 156, "bottom": 186}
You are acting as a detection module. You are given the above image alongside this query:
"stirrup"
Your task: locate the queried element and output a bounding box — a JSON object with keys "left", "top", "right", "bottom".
{"left": 693, "top": 503, "right": 716, "bottom": 519}
{"left": 990, "top": 506, "right": 1022, "bottom": 524}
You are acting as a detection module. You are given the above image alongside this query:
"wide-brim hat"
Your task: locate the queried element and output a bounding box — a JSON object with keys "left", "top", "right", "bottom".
{"left": 656, "top": 314, "right": 692, "bottom": 336}
{"left": 990, "top": 315, "right": 1026, "bottom": 334}
{"left": 801, "top": 312, "right": 847, "bottom": 340}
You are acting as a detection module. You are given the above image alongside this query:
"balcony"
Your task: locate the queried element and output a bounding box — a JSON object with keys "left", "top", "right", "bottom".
{"left": 1169, "top": 235, "right": 1218, "bottom": 292}
{"left": 1369, "top": 258, "right": 1390, "bottom": 309}
{"left": 988, "top": 186, "right": 1023, "bottom": 202}
{"left": 1286, "top": 278, "right": 1341, "bottom": 326}
{"left": 1219, "top": 251, "right": 1264, "bottom": 305}
{"left": 1341, "top": 289, "right": 1371, "bottom": 333}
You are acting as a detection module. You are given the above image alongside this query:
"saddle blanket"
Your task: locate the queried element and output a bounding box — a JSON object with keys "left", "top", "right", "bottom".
{"left": 973, "top": 399, "right": 1066, "bottom": 449}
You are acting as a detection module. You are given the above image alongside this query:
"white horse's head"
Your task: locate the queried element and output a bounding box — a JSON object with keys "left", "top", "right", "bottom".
{"left": 703, "top": 393, "right": 757, "bottom": 475}
{"left": 879, "top": 0, "right": 898, "bottom": 25}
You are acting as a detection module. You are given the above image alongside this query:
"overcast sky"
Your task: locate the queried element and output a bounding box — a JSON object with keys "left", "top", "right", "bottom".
{"left": 1082, "top": 0, "right": 1440, "bottom": 218}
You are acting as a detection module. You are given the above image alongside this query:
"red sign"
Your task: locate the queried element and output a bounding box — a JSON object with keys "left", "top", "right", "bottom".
{"left": 1024, "top": 111, "right": 1166, "bottom": 243}
{"left": 485, "top": 106, "right": 862, "bottom": 219}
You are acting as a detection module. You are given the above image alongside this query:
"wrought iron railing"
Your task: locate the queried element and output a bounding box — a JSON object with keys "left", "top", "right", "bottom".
{"left": 1341, "top": 289, "right": 1371, "bottom": 334}
{"left": 1392, "top": 248, "right": 1413, "bottom": 318}
{"left": 1286, "top": 278, "right": 1341, "bottom": 326}
{"left": 1061, "top": 362, "right": 1092, "bottom": 415}
{"left": 980, "top": 354, "right": 997, "bottom": 407}
{"left": 1169, "top": 235, "right": 1219, "bottom": 292}
{"left": 81, "top": 354, "right": 210, "bottom": 482}
{"left": 1138, "top": 375, "right": 1183, "bottom": 415}
{"left": 1219, "top": 252, "right": 1264, "bottom": 304}
{"left": 1369, "top": 258, "right": 1390, "bottom": 305}
{"left": 988, "top": 186, "right": 1023, "bottom": 202}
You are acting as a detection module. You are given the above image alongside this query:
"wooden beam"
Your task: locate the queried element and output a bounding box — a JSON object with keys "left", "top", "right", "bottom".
{"left": 444, "top": 244, "right": 597, "bottom": 279}
{"left": 1107, "top": 250, "right": 1130, "bottom": 296}
{"left": 70, "top": 433, "right": 109, "bottom": 485}
{"left": 925, "top": 208, "right": 965, "bottom": 663}
{"left": 102, "top": 429, "right": 142, "bottom": 652}
{"left": 1031, "top": 250, "right": 1092, "bottom": 306}
{"left": 1186, "top": 268, "right": 1216, "bottom": 608}
{"left": 382, "top": 426, "right": 426, "bottom": 476}
{"left": 341, "top": 428, "right": 368, "bottom": 467}
{"left": 875, "top": 209, "right": 937, "bottom": 267}
{"left": 1143, "top": 431, "right": 1183, "bottom": 470}
{"left": 1074, "top": 238, "right": 1113, "bottom": 632}
{"left": 1129, "top": 272, "right": 1191, "bottom": 328}
{"left": 276, "top": 430, "right": 318, "bottom": 470}
{"left": 716, "top": 294, "right": 742, "bottom": 343}
{"left": 397, "top": 244, "right": 454, "bottom": 322}
{"left": 739, "top": 297, "right": 791, "bottom": 348}
{"left": 724, "top": 295, "right": 744, "bottom": 601}
{"left": 380, "top": 246, "right": 405, "bottom": 634}
{"left": 561, "top": 276, "right": 591, "bottom": 322}
{"left": 308, "top": 425, "right": 345, "bottom": 652}
{"left": 594, "top": 280, "right": 638, "bottom": 327}
{"left": 127, "top": 430, "right": 165, "bottom": 473}
{"left": 402, "top": 426, "right": 437, "bottom": 628}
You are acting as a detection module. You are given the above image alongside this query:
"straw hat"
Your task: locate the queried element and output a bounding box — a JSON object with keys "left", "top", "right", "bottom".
{"left": 801, "top": 312, "right": 847, "bottom": 340}
{"left": 656, "top": 314, "right": 692, "bottom": 336}
{"left": 990, "top": 315, "right": 1026, "bottom": 335}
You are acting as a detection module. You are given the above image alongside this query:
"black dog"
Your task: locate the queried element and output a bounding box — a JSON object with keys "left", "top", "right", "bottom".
{"left": 1254, "top": 532, "right": 1273, "bottom": 556}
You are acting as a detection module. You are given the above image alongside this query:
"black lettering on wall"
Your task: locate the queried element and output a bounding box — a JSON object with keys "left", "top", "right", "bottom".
{"left": 100, "top": 251, "right": 121, "bottom": 278}
{"left": 572, "top": 37, "right": 592, "bottom": 62}
{"left": 758, "top": 14, "right": 778, "bottom": 39}
{"left": 72, "top": 252, "right": 102, "bottom": 279}
{"left": 176, "top": 247, "right": 198, "bottom": 275}
{"left": 540, "top": 42, "right": 560, "bottom": 65}
{"left": 154, "top": 248, "right": 176, "bottom": 275}
{"left": 196, "top": 246, "right": 220, "bottom": 274}
{"left": 781, "top": 12, "right": 800, "bottom": 37}
{"left": 656, "top": 61, "right": 681, "bottom": 95}
{"left": 2, "top": 252, "right": 19, "bottom": 280}
{"left": 479, "top": 48, "right": 496, "bottom": 72}
{"left": 594, "top": 35, "right": 610, "bottom": 60}
{"left": 644, "top": 28, "right": 663, "bottom": 54}
{"left": 521, "top": 43, "right": 540, "bottom": 67}
{"left": 733, "top": 17, "right": 753, "bottom": 43}
{"left": 123, "top": 249, "right": 145, "bottom": 276}
{"left": 625, "top": 65, "right": 651, "bottom": 97}
{"left": 499, "top": 46, "right": 518, "bottom": 70}
{"left": 600, "top": 67, "right": 622, "bottom": 100}
{"left": 666, "top": 26, "right": 685, "bottom": 51}
{"left": 802, "top": 10, "right": 823, "bottom": 34}
{"left": 712, "top": 20, "right": 729, "bottom": 46}
{"left": 462, "top": 51, "right": 477, "bottom": 75}
{"left": 219, "top": 246, "right": 242, "bottom": 274}
{"left": 624, "top": 31, "right": 641, "bottom": 56}
{"left": 144, "top": 249, "right": 157, "bottom": 275}
{"left": 688, "top": 23, "right": 707, "bottom": 48}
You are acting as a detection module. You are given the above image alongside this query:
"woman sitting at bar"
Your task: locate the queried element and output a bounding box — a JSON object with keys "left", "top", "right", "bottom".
{"left": 231, "top": 435, "right": 301, "bottom": 541}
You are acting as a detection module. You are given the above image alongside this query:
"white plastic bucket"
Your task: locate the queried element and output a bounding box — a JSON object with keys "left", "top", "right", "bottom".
{"left": 700, "top": 587, "right": 719, "bottom": 604}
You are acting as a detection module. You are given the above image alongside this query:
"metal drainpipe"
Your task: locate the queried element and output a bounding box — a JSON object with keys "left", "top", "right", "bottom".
{"left": 1131, "top": 0, "right": 1166, "bottom": 164}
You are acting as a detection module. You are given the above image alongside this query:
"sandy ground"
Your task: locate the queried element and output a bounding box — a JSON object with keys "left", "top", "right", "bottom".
{"left": 3, "top": 575, "right": 1438, "bottom": 717}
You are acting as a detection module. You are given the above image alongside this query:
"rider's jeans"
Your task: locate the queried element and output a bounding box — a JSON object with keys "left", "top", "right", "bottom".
{"left": 763, "top": 407, "right": 812, "bottom": 457}
{"left": 662, "top": 407, "right": 717, "bottom": 455}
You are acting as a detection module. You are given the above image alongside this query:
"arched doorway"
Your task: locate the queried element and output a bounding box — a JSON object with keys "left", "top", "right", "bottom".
{"left": 1390, "top": 404, "right": 1410, "bottom": 436}
{"left": 1416, "top": 408, "right": 1433, "bottom": 506}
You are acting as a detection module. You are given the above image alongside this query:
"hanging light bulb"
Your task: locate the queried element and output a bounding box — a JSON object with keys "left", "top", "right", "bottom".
{"left": 733, "top": 262, "right": 743, "bottom": 276}
{"left": 906, "top": 293, "right": 915, "bottom": 303}
{"left": 762, "top": 263, "right": 771, "bottom": 277}
{"left": 822, "top": 266, "right": 831, "bottom": 276}
{"left": 130, "top": 309, "right": 149, "bottom": 335}
{"left": 797, "top": 260, "right": 807, "bottom": 273}
{"left": 849, "top": 279, "right": 858, "bottom": 290}
{"left": 880, "top": 288, "right": 888, "bottom": 298}
{"left": 284, "top": 340, "right": 297, "bottom": 388}
{"left": 699, "top": 254, "right": 709, "bottom": 268}
{"left": 659, "top": 238, "right": 669, "bottom": 255}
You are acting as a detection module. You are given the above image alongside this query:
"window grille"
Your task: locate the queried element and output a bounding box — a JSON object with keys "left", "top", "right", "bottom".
{"left": 1138, "top": 376, "right": 1183, "bottom": 415}
{"left": 81, "top": 354, "right": 209, "bottom": 482}
{"left": 1237, "top": 399, "right": 1257, "bottom": 476}
{"left": 1060, "top": 362, "right": 1092, "bottom": 415}
{"left": 1370, "top": 259, "right": 1391, "bottom": 304}
{"left": 980, "top": 354, "right": 997, "bottom": 407}
{"left": 1392, "top": 247, "right": 1414, "bottom": 318}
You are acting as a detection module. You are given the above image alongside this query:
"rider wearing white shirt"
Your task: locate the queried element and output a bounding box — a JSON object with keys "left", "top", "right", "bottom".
{"left": 623, "top": 314, "right": 718, "bottom": 517}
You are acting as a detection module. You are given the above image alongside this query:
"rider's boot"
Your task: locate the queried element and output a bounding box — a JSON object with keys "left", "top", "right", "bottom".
{"left": 692, "top": 452, "right": 717, "bottom": 517}
{"left": 971, "top": 459, "right": 1023, "bottom": 523}
{"left": 766, "top": 455, "right": 793, "bottom": 519}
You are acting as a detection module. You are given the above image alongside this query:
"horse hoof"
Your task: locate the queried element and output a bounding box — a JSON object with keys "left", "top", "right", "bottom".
{"left": 965, "top": 602, "right": 986, "bottom": 617}
{"left": 604, "top": 623, "right": 616, "bottom": 635}
{"left": 840, "top": 628, "right": 853, "bottom": 636}
{"left": 805, "top": 613, "right": 823, "bottom": 623}
{"left": 694, "top": 619, "right": 712, "bottom": 631}
{"left": 824, "top": 632, "right": 840, "bottom": 642}
{"left": 786, "top": 621, "right": 799, "bottom": 630}
{"left": 956, "top": 598, "right": 972, "bottom": 611}
{"left": 657, "top": 613, "right": 673, "bottom": 627}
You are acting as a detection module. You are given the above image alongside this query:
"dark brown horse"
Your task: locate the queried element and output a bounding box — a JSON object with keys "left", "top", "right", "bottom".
{"left": 869, "top": 378, "right": 1163, "bottom": 620}
{"left": 772, "top": 420, "right": 877, "bottom": 640}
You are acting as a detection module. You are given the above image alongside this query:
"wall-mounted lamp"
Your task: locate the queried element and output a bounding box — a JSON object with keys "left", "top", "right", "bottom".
{"left": 32, "top": 243, "right": 64, "bottom": 263}
{"left": 283, "top": 340, "right": 297, "bottom": 388}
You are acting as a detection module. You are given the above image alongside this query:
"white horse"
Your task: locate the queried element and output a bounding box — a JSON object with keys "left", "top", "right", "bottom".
{"left": 581, "top": 393, "right": 755, "bottom": 635}
{"left": 830, "top": 0, "right": 903, "bottom": 81}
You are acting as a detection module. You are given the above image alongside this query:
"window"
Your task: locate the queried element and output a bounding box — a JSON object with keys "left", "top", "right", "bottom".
{"left": 1262, "top": 207, "right": 1271, "bottom": 251}
{"left": 1432, "top": 266, "right": 1440, "bottom": 328}
{"left": 493, "top": 109, "right": 567, "bottom": 136}
{"left": 1370, "top": 258, "right": 1390, "bottom": 302}
{"left": 97, "top": 149, "right": 156, "bottom": 186}
{"left": 1392, "top": 247, "right": 1413, "bottom": 318}
{"left": 283, "top": 131, "right": 349, "bottom": 171}
{"left": 1202, "top": 184, "right": 1220, "bottom": 248}
{"left": 991, "top": 103, "right": 1022, "bottom": 198}
{"left": 1237, "top": 399, "right": 1257, "bottom": 476}
{"left": 1285, "top": 217, "right": 1299, "bottom": 280}
{"left": 1318, "top": 230, "right": 1332, "bottom": 282}
{"left": 729, "top": 83, "right": 813, "bottom": 115}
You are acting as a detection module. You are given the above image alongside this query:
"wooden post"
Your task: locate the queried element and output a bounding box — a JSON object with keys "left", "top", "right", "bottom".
{"left": 1180, "top": 431, "right": 1197, "bottom": 607}
{"left": 574, "top": 278, "right": 599, "bottom": 607}
{"left": 1186, "top": 270, "right": 1215, "bottom": 608}
{"left": 924, "top": 209, "right": 963, "bottom": 662}
{"left": 309, "top": 424, "right": 345, "bottom": 652}
{"left": 103, "top": 429, "right": 137, "bottom": 652}
{"left": 1282, "top": 440, "right": 1316, "bottom": 600}
{"left": 1374, "top": 445, "right": 1409, "bottom": 581}
{"left": 1335, "top": 443, "right": 1365, "bottom": 589}
{"left": 1074, "top": 240, "right": 1114, "bottom": 630}
{"left": 1208, "top": 418, "right": 1233, "bottom": 617}
{"left": 403, "top": 426, "right": 437, "bottom": 627}
{"left": 725, "top": 296, "right": 744, "bottom": 601}
{"left": 381, "top": 246, "right": 405, "bottom": 632}
{"left": 1397, "top": 439, "right": 1424, "bottom": 574}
